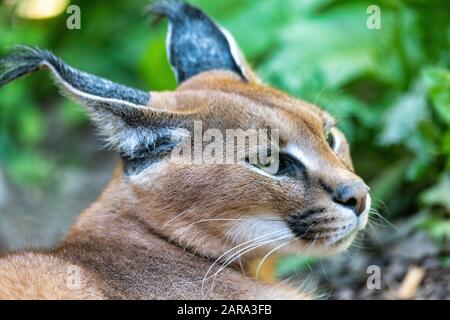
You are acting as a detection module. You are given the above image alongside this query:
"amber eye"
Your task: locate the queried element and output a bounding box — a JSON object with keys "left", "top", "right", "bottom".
{"left": 325, "top": 130, "right": 335, "bottom": 150}
{"left": 253, "top": 156, "right": 280, "bottom": 175}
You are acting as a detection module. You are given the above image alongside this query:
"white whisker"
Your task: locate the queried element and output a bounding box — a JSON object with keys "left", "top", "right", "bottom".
{"left": 255, "top": 238, "right": 298, "bottom": 280}
{"left": 201, "top": 229, "right": 290, "bottom": 294}
{"left": 207, "top": 233, "right": 293, "bottom": 295}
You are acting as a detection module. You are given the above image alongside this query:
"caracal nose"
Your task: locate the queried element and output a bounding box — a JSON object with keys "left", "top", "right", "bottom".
{"left": 333, "top": 182, "right": 369, "bottom": 216}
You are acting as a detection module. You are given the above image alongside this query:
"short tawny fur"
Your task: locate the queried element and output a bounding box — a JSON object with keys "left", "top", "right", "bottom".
{"left": 0, "top": 71, "right": 364, "bottom": 299}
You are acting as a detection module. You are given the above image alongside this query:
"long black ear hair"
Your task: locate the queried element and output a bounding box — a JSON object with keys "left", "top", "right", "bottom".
{"left": 0, "top": 46, "right": 150, "bottom": 106}
{"left": 0, "top": 46, "right": 191, "bottom": 174}
{"left": 149, "top": 0, "right": 249, "bottom": 83}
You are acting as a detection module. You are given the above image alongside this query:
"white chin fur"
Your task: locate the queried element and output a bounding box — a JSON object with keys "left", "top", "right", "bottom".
{"left": 227, "top": 195, "right": 371, "bottom": 258}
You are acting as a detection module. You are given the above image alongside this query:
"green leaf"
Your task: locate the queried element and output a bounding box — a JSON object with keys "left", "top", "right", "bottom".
{"left": 276, "top": 255, "right": 317, "bottom": 279}
{"left": 59, "top": 100, "right": 87, "bottom": 128}
{"left": 7, "top": 151, "right": 54, "bottom": 186}
{"left": 139, "top": 31, "right": 176, "bottom": 91}
{"left": 427, "top": 220, "right": 450, "bottom": 241}
{"left": 422, "top": 67, "right": 450, "bottom": 124}
{"left": 17, "top": 104, "right": 46, "bottom": 145}
{"left": 370, "top": 159, "right": 408, "bottom": 202}
{"left": 379, "top": 82, "right": 428, "bottom": 146}
{"left": 421, "top": 175, "right": 450, "bottom": 212}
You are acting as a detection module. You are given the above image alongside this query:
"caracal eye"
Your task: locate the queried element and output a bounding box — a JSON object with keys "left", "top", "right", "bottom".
{"left": 253, "top": 155, "right": 280, "bottom": 175}
{"left": 325, "top": 129, "right": 336, "bottom": 150}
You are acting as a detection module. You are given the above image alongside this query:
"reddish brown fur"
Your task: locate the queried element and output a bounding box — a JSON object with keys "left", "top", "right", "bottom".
{"left": 0, "top": 71, "right": 365, "bottom": 299}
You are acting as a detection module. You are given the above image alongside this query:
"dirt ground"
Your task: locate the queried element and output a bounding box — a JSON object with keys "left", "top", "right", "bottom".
{"left": 0, "top": 129, "right": 116, "bottom": 250}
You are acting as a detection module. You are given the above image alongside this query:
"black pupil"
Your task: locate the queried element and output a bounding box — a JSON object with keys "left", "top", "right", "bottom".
{"left": 245, "top": 152, "right": 304, "bottom": 177}
{"left": 327, "top": 131, "right": 335, "bottom": 149}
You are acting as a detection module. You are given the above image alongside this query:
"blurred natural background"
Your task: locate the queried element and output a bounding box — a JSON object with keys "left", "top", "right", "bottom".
{"left": 0, "top": 0, "right": 448, "bottom": 299}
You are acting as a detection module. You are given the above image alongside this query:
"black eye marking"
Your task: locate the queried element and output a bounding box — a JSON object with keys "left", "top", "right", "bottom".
{"left": 244, "top": 151, "right": 309, "bottom": 180}
{"left": 121, "top": 138, "right": 178, "bottom": 175}
{"left": 277, "top": 153, "right": 306, "bottom": 177}
{"left": 325, "top": 129, "right": 336, "bottom": 150}
{"left": 319, "top": 179, "right": 334, "bottom": 195}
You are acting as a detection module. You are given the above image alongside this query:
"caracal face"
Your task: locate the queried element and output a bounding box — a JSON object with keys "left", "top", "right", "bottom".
{"left": 0, "top": 0, "right": 371, "bottom": 261}
{"left": 130, "top": 70, "right": 371, "bottom": 258}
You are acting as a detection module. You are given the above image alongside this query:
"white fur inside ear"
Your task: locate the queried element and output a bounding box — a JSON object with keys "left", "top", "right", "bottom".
{"left": 106, "top": 127, "right": 189, "bottom": 158}
{"left": 100, "top": 124, "right": 150, "bottom": 155}
{"left": 217, "top": 24, "right": 248, "bottom": 80}
{"left": 165, "top": 22, "right": 180, "bottom": 83}
{"left": 41, "top": 61, "right": 157, "bottom": 155}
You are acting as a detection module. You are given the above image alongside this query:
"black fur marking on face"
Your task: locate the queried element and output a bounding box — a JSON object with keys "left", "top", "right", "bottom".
{"left": 287, "top": 208, "right": 328, "bottom": 239}
{"left": 319, "top": 179, "right": 334, "bottom": 195}
{"left": 121, "top": 140, "right": 177, "bottom": 175}
{"left": 120, "top": 126, "right": 186, "bottom": 175}
{"left": 277, "top": 153, "right": 309, "bottom": 182}
{"left": 149, "top": 0, "right": 245, "bottom": 83}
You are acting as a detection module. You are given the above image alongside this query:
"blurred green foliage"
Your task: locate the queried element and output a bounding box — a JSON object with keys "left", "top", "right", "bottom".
{"left": 0, "top": 0, "right": 449, "bottom": 233}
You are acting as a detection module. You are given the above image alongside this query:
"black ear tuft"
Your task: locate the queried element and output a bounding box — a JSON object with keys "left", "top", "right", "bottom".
{"left": 0, "top": 45, "right": 184, "bottom": 174}
{"left": 0, "top": 45, "right": 202, "bottom": 175}
{"left": 149, "top": 0, "right": 246, "bottom": 83}
{"left": 0, "top": 45, "right": 150, "bottom": 105}
{"left": 0, "top": 46, "right": 44, "bottom": 87}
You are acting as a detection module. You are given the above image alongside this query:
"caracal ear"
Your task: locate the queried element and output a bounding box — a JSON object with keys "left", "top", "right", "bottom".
{"left": 0, "top": 45, "right": 191, "bottom": 174}
{"left": 149, "top": 0, "right": 258, "bottom": 83}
